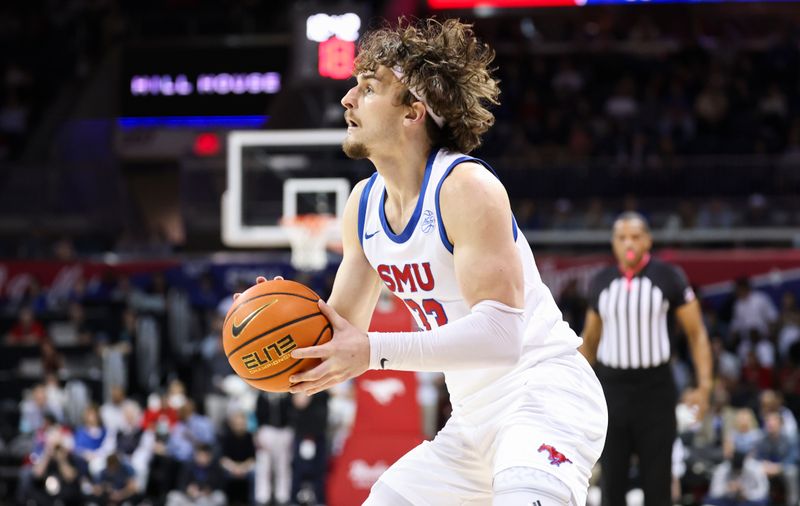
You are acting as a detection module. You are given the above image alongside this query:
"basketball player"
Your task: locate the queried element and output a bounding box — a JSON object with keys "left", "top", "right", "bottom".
{"left": 263, "top": 19, "right": 607, "bottom": 505}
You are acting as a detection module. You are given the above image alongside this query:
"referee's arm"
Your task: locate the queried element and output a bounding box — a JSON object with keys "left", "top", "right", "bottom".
{"left": 579, "top": 308, "right": 602, "bottom": 366}
{"left": 675, "top": 299, "right": 713, "bottom": 420}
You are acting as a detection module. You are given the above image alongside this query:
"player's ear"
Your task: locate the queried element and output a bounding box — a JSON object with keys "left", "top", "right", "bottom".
{"left": 404, "top": 101, "right": 426, "bottom": 126}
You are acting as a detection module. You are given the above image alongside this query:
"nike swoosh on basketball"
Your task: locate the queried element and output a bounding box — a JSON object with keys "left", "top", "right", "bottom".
{"left": 365, "top": 230, "right": 381, "bottom": 239}
{"left": 231, "top": 300, "right": 278, "bottom": 338}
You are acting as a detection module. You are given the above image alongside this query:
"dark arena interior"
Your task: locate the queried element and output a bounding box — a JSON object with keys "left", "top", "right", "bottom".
{"left": 0, "top": 0, "right": 799, "bottom": 505}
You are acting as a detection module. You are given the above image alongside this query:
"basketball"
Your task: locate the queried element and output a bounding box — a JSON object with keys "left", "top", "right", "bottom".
{"left": 222, "top": 279, "right": 332, "bottom": 392}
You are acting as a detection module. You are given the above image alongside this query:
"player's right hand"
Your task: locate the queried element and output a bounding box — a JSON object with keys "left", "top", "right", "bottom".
{"left": 232, "top": 276, "right": 284, "bottom": 301}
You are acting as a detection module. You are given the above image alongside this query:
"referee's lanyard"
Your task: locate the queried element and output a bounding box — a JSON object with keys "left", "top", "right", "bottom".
{"left": 619, "top": 253, "right": 651, "bottom": 291}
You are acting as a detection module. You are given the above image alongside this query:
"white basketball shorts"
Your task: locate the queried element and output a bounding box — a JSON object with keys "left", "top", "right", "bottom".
{"left": 369, "top": 350, "right": 608, "bottom": 505}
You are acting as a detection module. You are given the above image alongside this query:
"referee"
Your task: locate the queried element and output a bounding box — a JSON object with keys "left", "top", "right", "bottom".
{"left": 580, "top": 212, "right": 712, "bottom": 506}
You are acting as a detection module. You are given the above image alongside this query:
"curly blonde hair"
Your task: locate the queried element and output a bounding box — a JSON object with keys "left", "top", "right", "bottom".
{"left": 354, "top": 18, "right": 500, "bottom": 154}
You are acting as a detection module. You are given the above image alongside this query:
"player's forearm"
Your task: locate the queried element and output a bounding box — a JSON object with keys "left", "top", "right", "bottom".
{"left": 367, "top": 300, "right": 524, "bottom": 372}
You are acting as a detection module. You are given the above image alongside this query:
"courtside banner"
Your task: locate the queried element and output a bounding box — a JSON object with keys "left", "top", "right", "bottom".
{"left": 327, "top": 433, "right": 424, "bottom": 506}
{"left": 2, "top": 249, "right": 798, "bottom": 305}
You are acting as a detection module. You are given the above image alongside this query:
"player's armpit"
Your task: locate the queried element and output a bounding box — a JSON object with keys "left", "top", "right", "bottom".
{"left": 326, "top": 178, "right": 384, "bottom": 332}
{"left": 438, "top": 162, "right": 523, "bottom": 309}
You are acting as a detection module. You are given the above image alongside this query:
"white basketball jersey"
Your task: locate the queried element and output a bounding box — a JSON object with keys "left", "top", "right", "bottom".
{"left": 359, "top": 148, "right": 581, "bottom": 405}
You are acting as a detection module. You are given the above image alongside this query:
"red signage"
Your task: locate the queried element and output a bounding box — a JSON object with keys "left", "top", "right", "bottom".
{"left": 318, "top": 37, "right": 355, "bottom": 80}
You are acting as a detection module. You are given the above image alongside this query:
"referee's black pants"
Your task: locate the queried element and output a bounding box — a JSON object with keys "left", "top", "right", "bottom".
{"left": 597, "top": 363, "right": 677, "bottom": 506}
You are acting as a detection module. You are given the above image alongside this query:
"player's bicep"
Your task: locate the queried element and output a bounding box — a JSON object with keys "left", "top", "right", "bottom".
{"left": 327, "top": 179, "right": 383, "bottom": 332}
{"left": 441, "top": 164, "right": 523, "bottom": 309}
{"left": 328, "top": 254, "right": 382, "bottom": 332}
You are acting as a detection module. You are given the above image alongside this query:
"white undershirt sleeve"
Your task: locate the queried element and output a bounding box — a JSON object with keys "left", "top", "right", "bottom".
{"left": 367, "top": 300, "right": 525, "bottom": 372}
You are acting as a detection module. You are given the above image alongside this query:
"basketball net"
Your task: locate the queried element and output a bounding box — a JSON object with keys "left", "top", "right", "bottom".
{"left": 280, "top": 214, "right": 338, "bottom": 271}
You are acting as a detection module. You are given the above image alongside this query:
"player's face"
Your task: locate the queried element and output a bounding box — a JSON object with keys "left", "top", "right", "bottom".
{"left": 340, "top": 66, "right": 405, "bottom": 159}
{"left": 612, "top": 218, "right": 652, "bottom": 268}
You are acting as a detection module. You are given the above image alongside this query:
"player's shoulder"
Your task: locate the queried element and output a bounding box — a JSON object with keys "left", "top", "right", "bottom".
{"left": 439, "top": 160, "right": 506, "bottom": 203}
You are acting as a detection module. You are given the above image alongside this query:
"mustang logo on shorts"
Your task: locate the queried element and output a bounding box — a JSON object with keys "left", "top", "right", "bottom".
{"left": 538, "top": 444, "right": 572, "bottom": 467}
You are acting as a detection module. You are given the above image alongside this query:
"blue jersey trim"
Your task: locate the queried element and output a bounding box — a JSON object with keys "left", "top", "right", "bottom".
{"left": 379, "top": 149, "right": 438, "bottom": 244}
{"left": 358, "top": 173, "right": 379, "bottom": 248}
{"left": 435, "top": 156, "right": 519, "bottom": 254}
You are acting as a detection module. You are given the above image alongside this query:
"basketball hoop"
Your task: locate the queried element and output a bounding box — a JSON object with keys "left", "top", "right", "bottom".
{"left": 280, "top": 214, "right": 338, "bottom": 271}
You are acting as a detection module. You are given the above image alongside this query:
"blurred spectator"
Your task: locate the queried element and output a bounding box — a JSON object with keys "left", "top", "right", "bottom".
{"left": 199, "top": 312, "right": 233, "bottom": 427}
{"left": 28, "top": 429, "right": 82, "bottom": 506}
{"left": 693, "top": 383, "right": 735, "bottom": 461}
{"left": 130, "top": 272, "right": 167, "bottom": 315}
{"left": 730, "top": 278, "right": 779, "bottom": 340}
{"left": 73, "top": 404, "right": 113, "bottom": 477}
{"left": 697, "top": 198, "right": 736, "bottom": 229}
{"left": 754, "top": 412, "right": 798, "bottom": 506}
{"left": 52, "top": 237, "right": 76, "bottom": 262}
{"left": 13, "top": 277, "right": 49, "bottom": 315}
{"left": 40, "top": 339, "right": 65, "bottom": 376}
{"left": 141, "top": 392, "right": 178, "bottom": 432}
{"left": 605, "top": 76, "right": 639, "bottom": 121}
{"left": 191, "top": 273, "right": 220, "bottom": 325}
{"left": 20, "top": 384, "right": 59, "bottom": 434}
{"left": 87, "top": 453, "right": 140, "bottom": 506}
{"left": 583, "top": 198, "right": 612, "bottom": 230}
{"left": 220, "top": 410, "right": 256, "bottom": 505}
{"left": 167, "top": 399, "right": 216, "bottom": 464}
{"left": 711, "top": 336, "right": 741, "bottom": 389}
{"left": 166, "top": 379, "right": 188, "bottom": 411}
{"left": 777, "top": 292, "right": 800, "bottom": 362}
{"left": 758, "top": 390, "right": 798, "bottom": 444}
{"left": 49, "top": 301, "right": 94, "bottom": 346}
{"left": 725, "top": 408, "right": 762, "bottom": 457}
{"left": 737, "top": 329, "right": 776, "bottom": 370}
{"left": 147, "top": 408, "right": 180, "bottom": 499}
{"left": 255, "top": 391, "right": 293, "bottom": 505}
{"left": 289, "top": 391, "right": 329, "bottom": 506}
{"left": 743, "top": 194, "right": 772, "bottom": 228}
{"left": 7, "top": 306, "right": 47, "bottom": 345}
{"left": 705, "top": 450, "right": 769, "bottom": 506}
{"left": 113, "top": 308, "right": 140, "bottom": 399}
{"left": 739, "top": 349, "right": 775, "bottom": 398}
{"left": 113, "top": 400, "right": 154, "bottom": 492}
{"left": 166, "top": 444, "right": 226, "bottom": 506}
{"left": 101, "top": 385, "right": 128, "bottom": 435}
{"left": 43, "top": 373, "right": 67, "bottom": 418}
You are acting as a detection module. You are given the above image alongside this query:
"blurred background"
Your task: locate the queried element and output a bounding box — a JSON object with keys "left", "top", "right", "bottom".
{"left": 0, "top": 0, "right": 799, "bottom": 505}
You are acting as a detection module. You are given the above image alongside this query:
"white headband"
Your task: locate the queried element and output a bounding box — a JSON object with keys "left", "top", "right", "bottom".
{"left": 391, "top": 67, "right": 445, "bottom": 128}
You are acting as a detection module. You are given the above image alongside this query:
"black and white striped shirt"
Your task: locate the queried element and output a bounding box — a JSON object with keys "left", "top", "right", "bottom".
{"left": 588, "top": 258, "right": 695, "bottom": 370}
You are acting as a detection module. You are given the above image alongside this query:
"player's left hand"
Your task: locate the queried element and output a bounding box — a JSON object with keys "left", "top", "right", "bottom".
{"left": 683, "top": 386, "right": 710, "bottom": 422}
{"left": 288, "top": 300, "right": 370, "bottom": 395}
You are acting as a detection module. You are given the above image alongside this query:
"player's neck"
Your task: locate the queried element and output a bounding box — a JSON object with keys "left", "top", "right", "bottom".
{"left": 373, "top": 145, "right": 433, "bottom": 207}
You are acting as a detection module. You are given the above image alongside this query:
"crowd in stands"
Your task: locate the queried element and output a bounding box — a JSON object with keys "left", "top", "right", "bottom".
{"left": 1, "top": 268, "right": 352, "bottom": 505}
{"left": 0, "top": 256, "right": 796, "bottom": 505}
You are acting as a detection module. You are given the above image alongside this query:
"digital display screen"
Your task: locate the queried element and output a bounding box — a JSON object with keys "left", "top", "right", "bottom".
{"left": 121, "top": 44, "right": 289, "bottom": 118}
